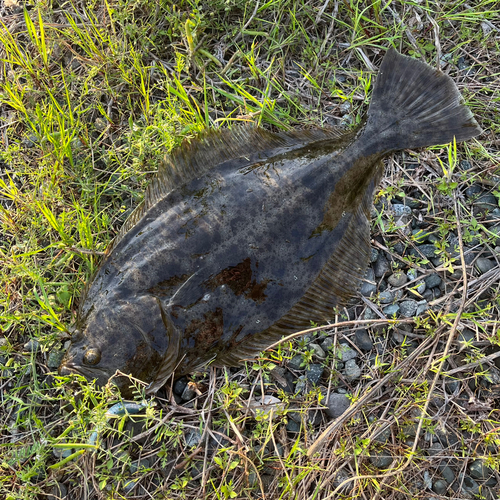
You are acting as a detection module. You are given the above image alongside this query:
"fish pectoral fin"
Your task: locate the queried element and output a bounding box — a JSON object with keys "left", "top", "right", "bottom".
{"left": 146, "top": 299, "right": 184, "bottom": 394}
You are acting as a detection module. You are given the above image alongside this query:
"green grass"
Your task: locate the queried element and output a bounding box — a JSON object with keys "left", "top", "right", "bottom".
{"left": 1, "top": 0, "right": 500, "bottom": 499}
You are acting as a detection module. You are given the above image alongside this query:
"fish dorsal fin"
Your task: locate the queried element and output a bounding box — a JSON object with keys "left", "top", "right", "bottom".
{"left": 214, "top": 160, "right": 385, "bottom": 366}
{"left": 105, "top": 125, "right": 348, "bottom": 255}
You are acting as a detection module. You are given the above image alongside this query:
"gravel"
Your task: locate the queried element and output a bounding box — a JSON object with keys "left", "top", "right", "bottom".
{"left": 306, "top": 364, "right": 324, "bottom": 384}
{"left": 355, "top": 329, "right": 373, "bottom": 351}
{"left": 360, "top": 267, "right": 377, "bottom": 297}
{"left": 288, "top": 354, "right": 306, "bottom": 370}
{"left": 339, "top": 347, "right": 357, "bottom": 362}
{"left": 308, "top": 343, "right": 326, "bottom": 360}
{"left": 383, "top": 304, "right": 400, "bottom": 317}
{"left": 475, "top": 257, "right": 496, "bottom": 274}
{"left": 469, "top": 459, "right": 493, "bottom": 480}
{"left": 369, "top": 450, "right": 393, "bottom": 469}
{"left": 374, "top": 253, "right": 390, "bottom": 278}
{"left": 344, "top": 359, "right": 361, "bottom": 380}
{"left": 432, "top": 479, "right": 447, "bottom": 495}
{"left": 388, "top": 272, "right": 407, "bottom": 287}
{"left": 325, "top": 393, "right": 350, "bottom": 418}
{"left": 379, "top": 290, "right": 394, "bottom": 303}
{"left": 392, "top": 204, "right": 412, "bottom": 216}
{"left": 473, "top": 193, "right": 497, "bottom": 212}
{"left": 399, "top": 300, "right": 418, "bottom": 317}
{"left": 424, "top": 273, "right": 442, "bottom": 289}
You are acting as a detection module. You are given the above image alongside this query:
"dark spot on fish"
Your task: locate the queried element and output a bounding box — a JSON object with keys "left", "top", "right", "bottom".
{"left": 300, "top": 254, "right": 315, "bottom": 262}
{"left": 148, "top": 274, "right": 191, "bottom": 298}
{"left": 185, "top": 307, "right": 224, "bottom": 349}
{"left": 207, "top": 258, "right": 269, "bottom": 304}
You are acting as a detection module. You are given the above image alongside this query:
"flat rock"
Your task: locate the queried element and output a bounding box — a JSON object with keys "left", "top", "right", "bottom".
{"left": 473, "top": 193, "right": 497, "bottom": 212}
{"left": 360, "top": 267, "right": 377, "bottom": 297}
{"left": 306, "top": 364, "right": 324, "bottom": 385}
{"left": 379, "top": 290, "right": 394, "bottom": 304}
{"left": 289, "top": 354, "right": 305, "bottom": 370}
{"left": 383, "top": 304, "right": 400, "bottom": 317}
{"left": 369, "top": 450, "right": 393, "bottom": 469}
{"left": 424, "top": 273, "right": 442, "bottom": 289}
{"left": 374, "top": 253, "right": 390, "bottom": 278}
{"left": 339, "top": 346, "right": 357, "bottom": 362}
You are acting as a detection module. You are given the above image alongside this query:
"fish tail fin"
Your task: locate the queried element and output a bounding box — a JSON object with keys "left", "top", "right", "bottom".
{"left": 363, "top": 48, "right": 481, "bottom": 151}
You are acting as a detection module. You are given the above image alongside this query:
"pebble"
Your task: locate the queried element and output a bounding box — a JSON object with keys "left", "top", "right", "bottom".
{"left": 388, "top": 272, "right": 407, "bottom": 287}
{"left": 440, "top": 465, "right": 456, "bottom": 484}
{"left": 286, "top": 419, "right": 301, "bottom": 433}
{"left": 399, "top": 300, "right": 418, "bottom": 317}
{"left": 392, "top": 330, "right": 405, "bottom": 344}
{"left": 344, "top": 359, "right": 361, "bottom": 380}
{"left": 469, "top": 459, "right": 493, "bottom": 480}
{"left": 379, "top": 290, "right": 394, "bottom": 304}
{"left": 383, "top": 304, "right": 400, "bottom": 317}
{"left": 458, "top": 328, "right": 475, "bottom": 346}
{"left": 325, "top": 393, "right": 350, "bottom": 418}
{"left": 24, "top": 339, "right": 40, "bottom": 352}
{"left": 339, "top": 347, "right": 357, "bottom": 362}
{"left": 306, "top": 364, "right": 324, "bottom": 385}
{"left": 173, "top": 378, "right": 188, "bottom": 396}
{"left": 392, "top": 204, "right": 412, "bottom": 216}
{"left": 465, "top": 184, "right": 482, "bottom": 198}
{"left": 130, "top": 457, "right": 151, "bottom": 474}
{"left": 416, "top": 300, "right": 429, "bottom": 316}
{"left": 432, "top": 479, "right": 447, "bottom": 495}
{"left": 473, "top": 193, "right": 497, "bottom": 212}
{"left": 360, "top": 267, "right": 377, "bottom": 297}
{"left": 289, "top": 354, "right": 306, "bottom": 370}
{"left": 47, "top": 350, "right": 65, "bottom": 369}
{"left": 374, "top": 253, "right": 390, "bottom": 278}
{"left": 355, "top": 329, "right": 373, "bottom": 351}
{"left": 424, "top": 273, "right": 442, "bottom": 289}
{"left": 424, "top": 470, "right": 432, "bottom": 489}
{"left": 372, "top": 427, "right": 391, "bottom": 444}
{"left": 459, "top": 475, "right": 480, "bottom": 496}
{"left": 185, "top": 430, "right": 203, "bottom": 447}
{"left": 370, "top": 248, "right": 379, "bottom": 263}
{"left": 369, "top": 450, "right": 393, "bottom": 469}
{"left": 181, "top": 383, "right": 197, "bottom": 401}
{"left": 309, "top": 343, "right": 326, "bottom": 360}
{"left": 475, "top": 257, "right": 496, "bottom": 274}
{"left": 412, "top": 244, "right": 438, "bottom": 259}
{"left": 321, "top": 337, "right": 334, "bottom": 351}
{"left": 249, "top": 396, "right": 284, "bottom": 418}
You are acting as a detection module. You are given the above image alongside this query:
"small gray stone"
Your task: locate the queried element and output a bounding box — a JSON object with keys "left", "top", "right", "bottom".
{"left": 185, "top": 430, "right": 203, "bottom": 447}
{"left": 444, "top": 378, "right": 460, "bottom": 393}
{"left": 440, "top": 465, "right": 455, "bottom": 485}
{"left": 370, "top": 248, "right": 379, "bottom": 263}
{"left": 383, "top": 304, "right": 400, "bottom": 317}
{"left": 363, "top": 308, "right": 378, "bottom": 320}
{"left": 424, "top": 273, "right": 442, "bottom": 289}
{"left": 344, "top": 359, "right": 361, "bottom": 380}
{"left": 392, "top": 330, "right": 405, "bottom": 344}
{"left": 392, "top": 204, "right": 412, "bottom": 216}
{"left": 47, "top": 350, "right": 65, "bottom": 369}
{"left": 469, "top": 459, "right": 493, "bottom": 480}
{"left": 325, "top": 393, "right": 350, "bottom": 418}
{"left": 286, "top": 419, "right": 301, "bottom": 433}
{"left": 369, "top": 450, "right": 393, "bottom": 469}
{"left": 379, "top": 290, "right": 394, "bottom": 304}
{"left": 416, "top": 300, "right": 429, "bottom": 316}
{"left": 181, "top": 383, "right": 196, "bottom": 401}
{"left": 458, "top": 328, "right": 475, "bottom": 346}
{"left": 475, "top": 257, "right": 496, "bottom": 274}
{"left": 339, "top": 347, "right": 357, "bottom": 362}
{"left": 174, "top": 378, "right": 188, "bottom": 396}
{"left": 306, "top": 364, "right": 324, "bottom": 385}
{"left": 399, "top": 300, "right": 418, "bottom": 317}
{"left": 24, "top": 339, "right": 40, "bottom": 352}
{"left": 374, "top": 253, "right": 390, "bottom": 278}
{"left": 460, "top": 475, "right": 480, "bottom": 496}
{"left": 130, "top": 457, "right": 151, "bottom": 474}
{"left": 360, "top": 267, "right": 377, "bottom": 297}
{"left": 355, "top": 329, "right": 373, "bottom": 351}
{"left": 407, "top": 268, "right": 418, "bottom": 281}
{"left": 412, "top": 244, "right": 438, "bottom": 259}
{"left": 465, "top": 184, "right": 482, "bottom": 198}
{"left": 309, "top": 343, "right": 326, "bottom": 360}
{"left": 321, "top": 337, "right": 334, "bottom": 351}
{"left": 388, "top": 272, "right": 407, "bottom": 287}
{"left": 289, "top": 354, "right": 306, "bottom": 370}
{"left": 372, "top": 427, "right": 391, "bottom": 444}
{"left": 432, "top": 479, "right": 447, "bottom": 495}
{"left": 474, "top": 193, "right": 498, "bottom": 212}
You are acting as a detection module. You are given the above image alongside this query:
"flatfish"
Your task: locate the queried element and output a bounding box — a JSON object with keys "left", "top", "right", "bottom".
{"left": 59, "top": 49, "right": 481, "bottom": 396}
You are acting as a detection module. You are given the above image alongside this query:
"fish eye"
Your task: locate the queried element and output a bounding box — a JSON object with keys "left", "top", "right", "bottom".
{"left": 83, "top": 348, "right": 101, "bottom": 366}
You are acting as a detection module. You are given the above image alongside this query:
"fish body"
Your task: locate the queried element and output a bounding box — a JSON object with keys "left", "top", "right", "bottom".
{"left": 59, "top": 49, "right": 481, "bottom": 396}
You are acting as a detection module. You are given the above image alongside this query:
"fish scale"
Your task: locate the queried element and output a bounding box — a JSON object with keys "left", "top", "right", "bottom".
{"left": 59, "top": 49, "right": 481, "bottom": 397}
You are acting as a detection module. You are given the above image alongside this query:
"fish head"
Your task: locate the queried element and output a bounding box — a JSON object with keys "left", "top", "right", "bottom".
{"left": 59, "top": 295, "right": 169, "bottom": 396}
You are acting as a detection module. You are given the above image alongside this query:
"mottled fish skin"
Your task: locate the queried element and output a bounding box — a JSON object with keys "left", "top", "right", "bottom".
{"left": 59, "top": 49, "right": 481, "bottom": 396}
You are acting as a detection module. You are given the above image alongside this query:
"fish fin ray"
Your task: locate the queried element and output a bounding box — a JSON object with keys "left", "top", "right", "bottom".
{"left": 364, "top": 48, "right": 481, "bottom": 151}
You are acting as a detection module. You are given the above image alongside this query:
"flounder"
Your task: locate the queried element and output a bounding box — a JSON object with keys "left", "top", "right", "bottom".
{"left": 59, "top": 49, "right": 481, "bottom": 396}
